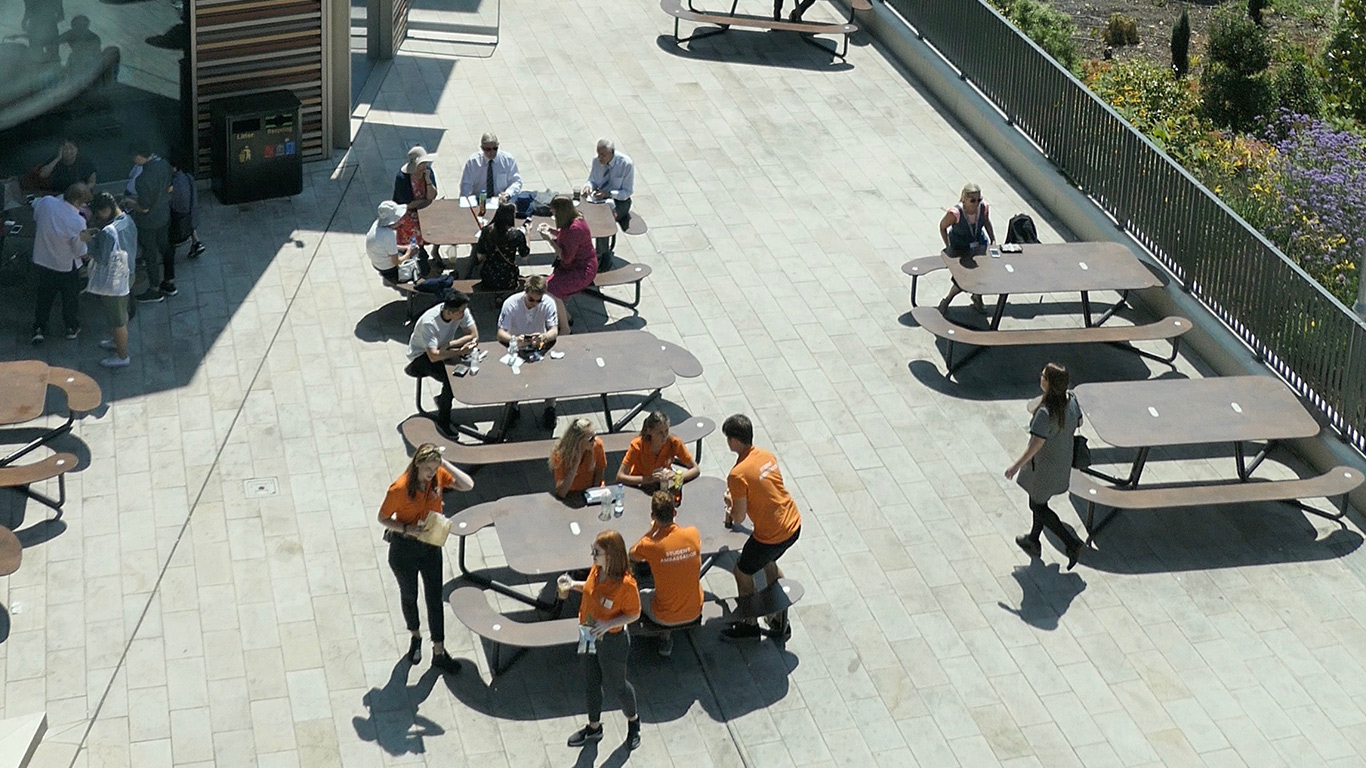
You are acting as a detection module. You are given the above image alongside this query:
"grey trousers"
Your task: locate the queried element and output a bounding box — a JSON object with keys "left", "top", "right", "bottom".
{"left": 584, "top": 630, "right": 636, "bottom": 722}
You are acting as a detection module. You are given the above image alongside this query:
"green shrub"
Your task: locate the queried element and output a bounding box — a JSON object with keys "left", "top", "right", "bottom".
{"left": 995, "top": 0, "right": 1080, "bottom": 71}
{"left": 1324, "top": 0, "right": 1366, "bottom": 122}
{"left": 1083, "top": 59, "right": 1212, "bottom": 166}
{"left": 1201, "top": 63, "right": 1275, "bottom": 132}
{"left": 1103, "top": 13, "right": 1140, "bottom": 46}
{"left": 1273, "top": 59, "right": 1326, "bottom": 118}
{"left": 1171, "top": 9, "right": 1191, "bottom": 77}
{"left": 1207, "top": 6, "right": 1271, "bottom": 77}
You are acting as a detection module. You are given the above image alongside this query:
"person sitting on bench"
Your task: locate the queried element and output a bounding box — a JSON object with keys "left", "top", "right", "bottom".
{"left": 469, "top": 202, "right": 528, "bottom": 288}
{"left": 367, "top": 200, "right": 419, "bottom": 281}
{"left": 405, "top": 292, "right": 477, "bottom": 437}
{"left": 551, "top": 418, "right": 607, "bottom": 499}
{"left": 581, "top": 138, "right": 634, "bottom": 269}
{"left": 497, "top": 275, "right": 560, "bottom": 428}
{"left": 937, "top": 182, "right": 997, "bottom": 314}
{"left": 630, "top": 491, "right": 702, "bottom": 657}
{"left": 616, "top": 410, "right": 700, "bottom": 491}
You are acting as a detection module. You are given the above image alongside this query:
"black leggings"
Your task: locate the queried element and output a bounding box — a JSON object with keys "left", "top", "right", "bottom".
{"left": 585, "top": 630, "right": 636, "bottom": 722}
{"left": 388, "top": 534, "right": 444, "bottom": 643}
{"left": 1028, "top": 498, "right": 1081, "bottom": 549}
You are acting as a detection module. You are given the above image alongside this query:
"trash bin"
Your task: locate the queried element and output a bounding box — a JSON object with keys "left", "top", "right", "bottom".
{"left": 210, "top": 90, "right": 303, "bottom": 204}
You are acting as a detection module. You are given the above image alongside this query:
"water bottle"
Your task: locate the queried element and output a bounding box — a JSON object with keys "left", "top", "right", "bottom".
{"left": 612, "top": 483, "right": 624, "bottom": 518}
{"left": 507, "top": 336, "right": 518, "bottom": 365}
{"left": 468, "top": 344, "right": 479, "bottom": 374}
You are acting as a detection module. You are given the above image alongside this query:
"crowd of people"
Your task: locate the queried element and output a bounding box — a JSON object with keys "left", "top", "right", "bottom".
{"left": 22, "top": 137, "right": 206, "bottom": 368}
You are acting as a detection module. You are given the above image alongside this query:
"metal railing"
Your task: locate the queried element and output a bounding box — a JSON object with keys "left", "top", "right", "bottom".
{"left": 883, "top": 0, "right": 1366, "bottom": 453}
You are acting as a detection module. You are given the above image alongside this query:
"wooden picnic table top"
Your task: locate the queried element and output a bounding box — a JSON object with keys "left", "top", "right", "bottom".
{"left": 1073, "top": 376, "right": 1320, "bottom": 449}
{"left": 419, "top": 197, "right": 620, "bottom": 246}
{"left": 446, "top": 331, "right": 699, "bottom": 406}
{"left": 941, "top": 242, "right": 1163, "bottom": 297}
{"left": 474, "top": 476, "right": 750, "bottom": 575}
{"left": 0, "top": 361, "right": 50, "bottom": 426}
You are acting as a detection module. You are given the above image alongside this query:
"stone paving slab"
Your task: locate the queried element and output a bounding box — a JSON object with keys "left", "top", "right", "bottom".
{"left": 2, "top": 0, "right": 1366, "bottom": 766}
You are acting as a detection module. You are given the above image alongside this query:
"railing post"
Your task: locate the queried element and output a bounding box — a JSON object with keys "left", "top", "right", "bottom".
{"left": 1356, "top": 251, "right": 1366, "bottom": 318}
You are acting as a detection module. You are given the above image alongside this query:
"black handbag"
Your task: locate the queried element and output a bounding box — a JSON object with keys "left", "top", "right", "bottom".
{"left": 1072, "top": 435, "right": 1092, "bottom": 469}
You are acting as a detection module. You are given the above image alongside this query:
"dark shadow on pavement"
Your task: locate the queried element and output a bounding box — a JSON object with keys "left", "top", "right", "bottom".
{"left": 351, "top": 659, "right": 448, "bottom": 756}
{"left": 654, "top": 32, "right": 855, "bottom": 71}
{"left": 999, "top": 560, "right": 1085, "bottom": 630}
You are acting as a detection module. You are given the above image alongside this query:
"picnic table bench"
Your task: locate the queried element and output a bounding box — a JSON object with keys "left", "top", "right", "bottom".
{"left": 660, "top": 0, "right": 864, "bottom": 59}
{"left": 0, "top": 526, "right": 20, "bottom": 577}
{"left": 384, "top": 259, "right": 654, "bottom": 321}
{"left": 901, "top": 256, "right": 946, "bottom": 308}
{"left": 0, "top": 453, "right": 77, "bottom": 516}
{"left": 912, "top": 306, "right": 1188, "bottom": 375}
{"left": 400, "top": 413, "right": 715, "bottom": 466}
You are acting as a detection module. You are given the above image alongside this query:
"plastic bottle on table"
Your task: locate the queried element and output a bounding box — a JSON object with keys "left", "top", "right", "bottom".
{"left": 507, "top": 336, "right": 518, "bottom": 365}
{"left": 612, "top": 483, "right": 625, "bottom": 518}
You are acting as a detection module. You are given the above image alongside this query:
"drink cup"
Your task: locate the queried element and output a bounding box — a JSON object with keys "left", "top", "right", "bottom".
{"left": 556, "top": 574, "right": 572, "bottom": 600}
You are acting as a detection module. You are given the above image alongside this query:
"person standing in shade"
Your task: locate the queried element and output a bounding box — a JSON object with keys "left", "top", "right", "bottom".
{"left": 1006, "top": 362, "right": 1086, "bottom": 570}
{"left": 538, "top": 195, "right": 595, "bottom": 337}
{"left": 550, "top": 418, "right": 606, "bottom": 499}
{"left": 720, "top": 414, "right": 802, "bottom": 642}
{"left": 581, "top": 139, "right": 634, "bottom": 270}
{"left": 377, "top": 443, "right": 474, "bottom": 674}
{"left": 561, "top": 530, "right": 642, "bottom": 751}
{"left": 393, "top": 146, "right": 437, "bottom": 264}
{"left": 936, "top": 182, "right": 997, "bottom": 314}
{"left": 30, "top": 182, "right": 91, "bottom": 345}
{"left": 459, "top": 133, "right": 522, "bottom": 203}
{"left": 86, "top": 192, "right": 137, "bottom": 368}
{"left": 630, "top": 491, "right": 702, "bottom": 657}
{"left": 616, "top": 410, "right": 700, "bottom": 491}
{"left": 169, "top": 153, "right": 206, "bottom": 259}
{"left": 404, "top": 292, "right": 478, "bottom": 437}
{"left": 38, "top": 138, "right": 96, "bottom": 193}
{"left": 124, "top": 142, "right": 175, "bottom": 302}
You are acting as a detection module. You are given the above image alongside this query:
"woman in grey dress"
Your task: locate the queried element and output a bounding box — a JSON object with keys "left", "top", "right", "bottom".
{"left": 1005, "top": 362, "right": 1085, "bottom": 569}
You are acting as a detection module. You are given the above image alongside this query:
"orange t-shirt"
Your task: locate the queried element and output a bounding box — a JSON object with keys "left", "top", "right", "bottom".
{"left": 631, "top": 523, "right": 703, "bottom": 624}
{"left": 379, "top": 466, "right": 454, "bottom": 525}
{"left": 578, "top": 565, "right": 641, "bottom": 633}
{"left": 621, "top": 434, "right": 693, "bottom": 479}
{"left": 554, "top": 437, "right": 607, "bottom": 493}
{"left": 727, "top": 446, "right": 802, "bottom": 544}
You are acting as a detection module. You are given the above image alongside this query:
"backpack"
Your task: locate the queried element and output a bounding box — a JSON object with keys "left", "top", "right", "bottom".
{"left": 530, "top": 190, "right": 555, "bottom": 217}
{"left": 1005, "top": 214, "right": 1040, "bottom": 244}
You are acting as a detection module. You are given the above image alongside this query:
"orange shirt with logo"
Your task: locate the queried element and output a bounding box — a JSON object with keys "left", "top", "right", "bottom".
{"left": 727, "top": 446, "right": 802, "bottom": 544}
{"left": 621, "top": 434, "right": 692, "bottom": 478}
{"left": 553, "top": 437, "right": 607, "bottom": 493}
{"left": 578, "top": 565, "right": 641, "bottom": 633}
{"left": 379, "top": 466, "right": 454, "bottom": 525}
{"left": 630, "top": 523, "right": 703, "bottom": 624}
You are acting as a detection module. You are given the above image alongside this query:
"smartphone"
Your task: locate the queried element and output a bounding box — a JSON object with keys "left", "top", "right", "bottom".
{"left": 990, "top": 246, "right": 1001, "bottom": 258}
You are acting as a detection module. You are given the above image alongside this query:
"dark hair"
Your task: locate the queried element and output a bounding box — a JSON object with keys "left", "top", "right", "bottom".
{"left": 1040, "top": 363, "right": 1070, "bottom": 429}
{"left": 722, "top": 414, "right": 753, "bottom": 446}
{"left": 491, "top": 202, "right": 515, "bottom": 234}
{"left": 651, "top": 490, "right": 676, "bottom": 524}
{"left": 127, "top": 140, "right": 153, "bottom": 158}
{"left": 641, "top": 410, "right": 669, "bottom": 437}
{"left": 63, "top": 183, "right": 91, "bottom": 206}
{"left": 442, "top": 291, "right": 470, "bottom": 312}
{"left": 90, "top": 191, "right": 117, "bottom": 216}
{"left": 59, "top": 136, "right": 79, "bottom": 147}
{"left": 169, "top": 150, "right": 193, "bottom": 171}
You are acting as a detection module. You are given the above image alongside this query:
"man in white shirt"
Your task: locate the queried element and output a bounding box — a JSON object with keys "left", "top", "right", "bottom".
{"left": 581, "top": 139, "right": 635, "bottom": 268}
{"left": 31, "top": 183, "right": 93, "bottom": 344}
{"left": 496, "top": 274, "right": 560, "bottom": 428}
{"left": 459, "top": 133, "right": 522, "bottom": 203}
{"left": 405, "top": 292, "right": 478, "bottom": 436}
{"left": 367, "top": 200, "right": 416, "bottom": 281}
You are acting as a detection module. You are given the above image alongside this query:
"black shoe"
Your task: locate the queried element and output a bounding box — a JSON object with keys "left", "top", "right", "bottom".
{"left": 65, "top": 327, "right": 80, "bottom": 340}
{"left": 135, "top": 289, "right": 164, "bottom": 304}
{"left": 504, "top": 403, "right": 522, "bottom": 429}
{"left": 189, "top": 242, "right": 206, "bottom": 259}
{"left": 431, "top": 650, "right": 460, "bottom": 674}
{"left": 30, "top": 330, "right": 44, "bottom": 345}
{"left": 541, "top": 405, "right": 557, "bottom": 430}
{"left": 567, "top": 724, "right": 603, "bottom": 748}
{"left": 406, "top": 636, "right": 421, "bottom": 665}
{"left": 1015, "top": 536, "right": 1042, "bottom": 558}
{"left": 763, "top": 615, "right": 792, "bottom": 642}
{"left": 721, "top": 623, "right": 762, "bottom": 642}
{"left": 159, "top": 281, "right": 178, "bottom": 297}
{"left": 1066, "top": 542, "right": 1083, "bottom": 571}
{"left": 626, "top": 720, "right": 641, "bottom": 750}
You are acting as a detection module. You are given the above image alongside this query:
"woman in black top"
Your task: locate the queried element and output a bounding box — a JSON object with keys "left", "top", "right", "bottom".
{"left": 470, "top": 203, "right": 528, "bottom": 290}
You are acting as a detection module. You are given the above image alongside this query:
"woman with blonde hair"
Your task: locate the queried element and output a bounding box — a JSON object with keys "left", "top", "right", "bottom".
{"left": 538, "top": 194, "right": 596, "bottom": 335}
{"left": 560, "top": 530, "right": 642, "bottom": 750}
{"left": 617, "top": 410, "right": 700, "bottom": 490}
{"left": 377, "top": 443, "right": 474, "bottom": 672}
{"left": 550, "top": 418, "right": 607, "bottom": 498}
{"left": 936, "top": 182, "right": 997, "bottom": 314}
{"left": 1005, "top": 363, "right": 1085, "bottom": 570}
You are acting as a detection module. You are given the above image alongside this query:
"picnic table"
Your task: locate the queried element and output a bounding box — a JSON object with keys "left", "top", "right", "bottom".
{"left": 443, "top": 330, "right": 701, "bottom": 441}
{"left": 1069, "top": 376, "right": 1362, "bottom": 542}
{"left": 418, "top": 197, "right": 621, "bottom": 247}
{"left": 0, "top": 361, "right": 97, "bottom": 515}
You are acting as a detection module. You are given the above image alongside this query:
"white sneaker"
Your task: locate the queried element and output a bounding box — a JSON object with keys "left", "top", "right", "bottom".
{"left": 100, "top": 356, "right": 131, "bottom": 368}
{"left": 99, "top": 339, "right": 117, "bottom": 351}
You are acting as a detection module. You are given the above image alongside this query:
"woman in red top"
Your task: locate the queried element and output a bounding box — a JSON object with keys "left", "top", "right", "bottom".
{"left": 538, "top": 194, "right": 596, "bottom": 336}
{"left": 377, "top": 443, "right": 474, "bottom": 673}
{"left": 561, "top": 530, "right": 642, "bottom": 750}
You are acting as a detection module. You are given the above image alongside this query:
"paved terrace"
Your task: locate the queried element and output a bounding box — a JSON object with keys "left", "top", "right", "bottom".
{"left": 4, "top": 0, "right": 1366, "bottom": 766}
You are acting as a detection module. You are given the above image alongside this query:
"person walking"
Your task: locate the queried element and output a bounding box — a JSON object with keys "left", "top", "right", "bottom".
{"left": 561, "top": 530, "right": 642, "bottom": 751}
{"left": 1005, "top": 362, "right": 1085, "bottom": 570}
{"left": 377, "top": 443, "right": 475, "bottom": 673}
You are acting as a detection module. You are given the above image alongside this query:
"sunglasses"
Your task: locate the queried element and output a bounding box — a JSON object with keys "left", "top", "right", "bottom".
{"left": 482, "top": 145, "right": 498, "bottom": 152}
{"left": 590, "top": 548, "right": 602, "bottom": 557}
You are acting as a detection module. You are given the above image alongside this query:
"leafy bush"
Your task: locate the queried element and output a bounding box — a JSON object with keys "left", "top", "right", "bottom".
{"left": 1202, "top": 5, "right": 1273, "bottom": 130}
{"left": 1103, "top": 13, "right": 1140, "bottom": 46}
{"left": 994, "top": 0, "right": 1080, "bottom": 71}
{"left": 1083, "top": 59, "right": 1214, "bottom": 166}
{"left": 1273, "top": 59, "right": 1325, "bottom": 118}
{"left": 1324, "top": 0, "right": 1366, "bottom": 122}
{"left": 1171, "top": 9, "right": 1191, "bottom": 77}
{"left": 1207, "top": 7, "right": 1271, "bottom": 77}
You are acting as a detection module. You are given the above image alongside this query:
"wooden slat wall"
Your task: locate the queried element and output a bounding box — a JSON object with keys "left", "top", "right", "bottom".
{"left": 192, "top": 0, "right": 327, "bottom": 171}
{"left": 392, "top": 0, "right": 409, "bottom": 57}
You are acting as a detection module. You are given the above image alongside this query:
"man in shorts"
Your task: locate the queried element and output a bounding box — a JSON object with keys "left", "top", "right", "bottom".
{"left": 86, "top": 193, "right": 138, "bottom": 367}
{"left": 721, "top": 414, "right": 802, "bottom": 641}
{"left": 630, "top": 491, "right": 703, "bottom": 657}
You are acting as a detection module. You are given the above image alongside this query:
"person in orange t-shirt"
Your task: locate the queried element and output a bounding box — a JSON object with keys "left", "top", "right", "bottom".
{"left": 616, "top": 410, "right": 701, "bottom": 491}
{"left": 561, "top": 530, "right": 642, "bottom": 750}
{"left": 721, "top": 414, "right": 801, "bottom": 643}
{"left": 630, "top": 491, "right": 703, "bottom": 657}
{"left": 550, "top": 418, "right": 607, "bottom": 498}
{"left": 377, "top": 443, "right": 474, "bottom": 673}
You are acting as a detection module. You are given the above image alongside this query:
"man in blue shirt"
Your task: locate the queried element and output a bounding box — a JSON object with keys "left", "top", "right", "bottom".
{"left": 581, "top": 139, "right": 634, "bottom": 269}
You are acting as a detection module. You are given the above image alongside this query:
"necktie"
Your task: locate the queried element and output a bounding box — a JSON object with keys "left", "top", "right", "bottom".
{"left": 485, "top": 159, "right": 495, "bottom": 197}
